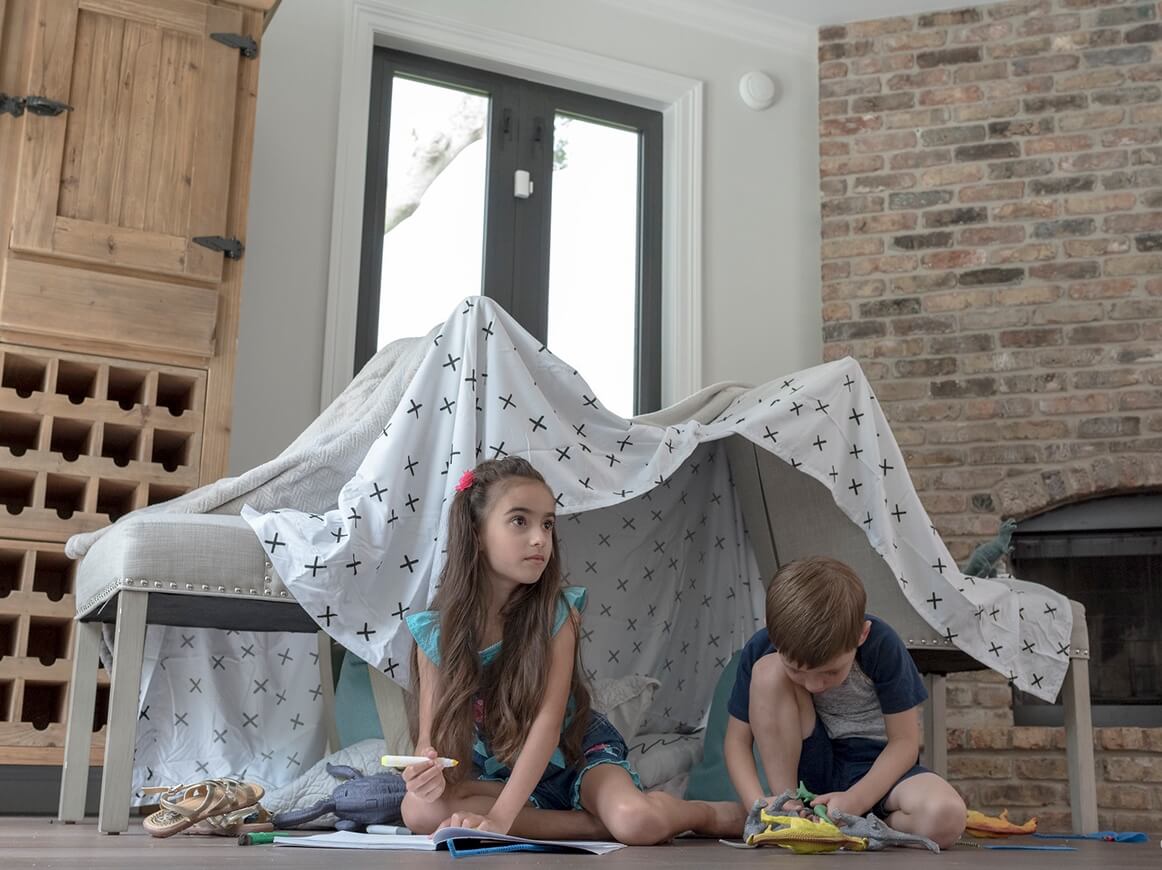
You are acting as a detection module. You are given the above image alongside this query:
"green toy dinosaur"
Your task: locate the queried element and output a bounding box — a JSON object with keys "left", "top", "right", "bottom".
{"left": 962, "top": 519, "right": 1017, "bottom": 578}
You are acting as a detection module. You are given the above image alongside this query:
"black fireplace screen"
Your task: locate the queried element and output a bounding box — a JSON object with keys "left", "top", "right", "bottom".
{"left": 1010, "top": 493, "right": 1162, "bottom": 725}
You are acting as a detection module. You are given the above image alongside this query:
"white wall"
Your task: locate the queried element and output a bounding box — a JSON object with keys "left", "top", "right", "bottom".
{"left": 230, "top": 0, "right": 821, "bottom": 474}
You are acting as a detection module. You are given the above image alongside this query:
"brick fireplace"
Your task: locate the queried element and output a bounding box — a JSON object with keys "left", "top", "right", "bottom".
{"left": 815, "top": 0, "right": 1162, "bottom": 832}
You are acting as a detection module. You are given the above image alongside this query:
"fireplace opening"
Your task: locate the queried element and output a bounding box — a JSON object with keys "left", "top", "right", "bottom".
{"left": 1010, "top": 493, "right": 1162, "bottom": 728}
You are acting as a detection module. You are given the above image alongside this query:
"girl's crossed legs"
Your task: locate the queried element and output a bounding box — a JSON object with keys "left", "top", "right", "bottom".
{"left": 401, "top": 766, "right": 745, "bottom": 845}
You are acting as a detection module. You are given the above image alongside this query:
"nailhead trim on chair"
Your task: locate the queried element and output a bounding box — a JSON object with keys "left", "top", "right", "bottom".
{"left": 77, "top": 576, "right": 293, "bottom": 618}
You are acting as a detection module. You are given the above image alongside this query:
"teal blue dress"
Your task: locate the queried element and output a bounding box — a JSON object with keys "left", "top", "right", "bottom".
{"left": 405, "top": 585, "right": 642, "bottom": 810}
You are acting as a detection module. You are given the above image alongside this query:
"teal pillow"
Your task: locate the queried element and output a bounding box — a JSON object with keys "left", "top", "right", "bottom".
{"left": 684, "top": 649, "right": 769, "bottom": 802}
{"left": 334, "top": 649, "right": 384, "bottom": 748}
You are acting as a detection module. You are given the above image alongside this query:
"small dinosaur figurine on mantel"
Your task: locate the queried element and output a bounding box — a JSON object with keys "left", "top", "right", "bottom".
{"left": 961, "top": 519, "right": 1018, "bottom": 578}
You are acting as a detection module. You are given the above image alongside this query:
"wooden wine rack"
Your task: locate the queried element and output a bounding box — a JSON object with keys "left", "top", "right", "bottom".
{"left": 0, "top": 345, "right": 204, "bottom": 762}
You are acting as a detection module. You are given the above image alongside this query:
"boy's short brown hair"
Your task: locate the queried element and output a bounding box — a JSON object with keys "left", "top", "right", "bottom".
{"left": 765, "top": 556, "right": 867, "bottom": 668}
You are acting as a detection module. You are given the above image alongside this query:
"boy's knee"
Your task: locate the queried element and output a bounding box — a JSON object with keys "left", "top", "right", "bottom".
{"left": 910, "top": 789, "right": 966, "bottom": 849}
{"left": 926, "top": 791, "right": 967, "bottom": 846}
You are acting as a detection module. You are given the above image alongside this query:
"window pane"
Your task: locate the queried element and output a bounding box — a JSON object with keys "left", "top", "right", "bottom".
{"left": 378, "top": 77, "right": 489, "bottom": 349}
{"left": 546, "top": 114, "right": 640, "bottom": 419}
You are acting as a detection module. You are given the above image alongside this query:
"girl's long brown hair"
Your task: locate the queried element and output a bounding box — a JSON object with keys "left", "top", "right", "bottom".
{"left": 410, "top": 457, "right": 592, "bottom": 780}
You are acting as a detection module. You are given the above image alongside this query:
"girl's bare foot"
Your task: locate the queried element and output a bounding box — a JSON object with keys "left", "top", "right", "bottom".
{"left": 696, "top": 800, "right": 748, "bottom": 838}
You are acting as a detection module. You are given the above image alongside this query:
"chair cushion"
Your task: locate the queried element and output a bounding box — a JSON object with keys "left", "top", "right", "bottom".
{"left": 74, "top": 514, "right": 289, "bottom": 618}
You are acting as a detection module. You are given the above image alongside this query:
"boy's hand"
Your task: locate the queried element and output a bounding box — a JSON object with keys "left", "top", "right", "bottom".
{"left": 809, "top": 790, "right": 868, "bottom": 819}
{"left": 401, "top": 746, "right": 447, "bottom": 802}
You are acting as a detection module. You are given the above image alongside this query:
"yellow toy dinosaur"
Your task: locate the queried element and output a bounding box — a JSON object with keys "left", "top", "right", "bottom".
{"left": 965, "top": 808, "right": 1037, "bottom": 838}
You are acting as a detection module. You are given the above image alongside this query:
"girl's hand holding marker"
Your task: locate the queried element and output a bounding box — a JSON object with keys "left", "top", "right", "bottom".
{"left": 391, "top": 748, "right": 457, "bottom": 803}
{"left": 382, "top": 754, "right": 459, "bottom": 769}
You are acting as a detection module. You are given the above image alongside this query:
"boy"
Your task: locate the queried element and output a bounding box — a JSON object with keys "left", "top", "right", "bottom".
{"left": 723, "top": 556, "right": 966, "bottom": 849}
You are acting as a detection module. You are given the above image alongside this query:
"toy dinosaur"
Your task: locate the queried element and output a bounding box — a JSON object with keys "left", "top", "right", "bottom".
{"left": 965, "top": 808, "right": 1037, "bottom": 838}
{"left": 743, "top": 791, "right": 867, "bottom": 854}
{"left": 743, "top": 790, "right": 940, "bottom": 853}
{"left": 272, "top": 763, "right": 407, "bottom": 832}
{"left": 962, "top": 519, "right": 1018, "bottom": 578}
{"left": 828, "top": 809, "right": 940, "bottom": 852}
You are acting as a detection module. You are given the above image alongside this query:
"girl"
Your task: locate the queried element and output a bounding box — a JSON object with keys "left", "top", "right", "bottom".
{"left": 400, "top": 457, "right": 745, "bottom": 844}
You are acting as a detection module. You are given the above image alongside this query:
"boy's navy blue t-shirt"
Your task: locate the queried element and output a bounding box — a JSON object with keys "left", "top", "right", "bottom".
{"left": 727, "top": 615, "right": 926, "bottom": 743}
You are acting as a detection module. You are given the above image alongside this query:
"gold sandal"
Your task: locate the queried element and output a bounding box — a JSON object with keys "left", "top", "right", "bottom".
{"left": 142, "top": 778, "right": 264, "bottom": 838}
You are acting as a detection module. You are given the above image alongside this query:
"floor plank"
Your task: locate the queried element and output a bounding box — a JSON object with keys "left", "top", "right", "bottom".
{"left": 0, "top": 817, "right": 1158, "bottom": 869}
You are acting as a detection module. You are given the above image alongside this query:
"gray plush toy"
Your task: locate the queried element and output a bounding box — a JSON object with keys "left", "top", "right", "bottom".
{"left": 272, "top": 763, "right": 407, "bottom": 832}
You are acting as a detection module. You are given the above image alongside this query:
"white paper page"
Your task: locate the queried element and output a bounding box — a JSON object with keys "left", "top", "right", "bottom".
{"left": 273, "top": 831, "right": 437, "bottom": 851}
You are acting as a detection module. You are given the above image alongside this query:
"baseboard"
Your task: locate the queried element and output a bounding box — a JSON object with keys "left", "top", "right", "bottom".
{"left": 0, "top": 766, "right": 102, "bottom": 816}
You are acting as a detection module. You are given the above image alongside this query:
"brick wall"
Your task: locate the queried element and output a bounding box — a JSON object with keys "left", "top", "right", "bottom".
{"left": 816, "top": 0, "right": 1162, "bottom": 833}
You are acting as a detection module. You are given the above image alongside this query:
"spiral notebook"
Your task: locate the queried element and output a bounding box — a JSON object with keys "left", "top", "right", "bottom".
{"left": 273, "top": 828, "right": 626, "bottom": 855}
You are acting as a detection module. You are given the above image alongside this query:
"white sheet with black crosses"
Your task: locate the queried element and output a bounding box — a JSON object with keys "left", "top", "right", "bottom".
{"left": 126, "top": 625, "right": 325, "bottom": 804}
{"left": 244, "top": 296, "right": 1072, "bottom": 717}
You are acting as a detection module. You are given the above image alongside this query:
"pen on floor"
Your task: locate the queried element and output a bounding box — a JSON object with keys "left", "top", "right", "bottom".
{"left": 381, "top": 754, "right": 459, "bottom": 769}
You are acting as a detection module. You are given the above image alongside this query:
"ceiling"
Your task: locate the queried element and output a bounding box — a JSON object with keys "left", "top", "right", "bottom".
{"left": 735, "top": 0, "right": 1002, "bottom": 26}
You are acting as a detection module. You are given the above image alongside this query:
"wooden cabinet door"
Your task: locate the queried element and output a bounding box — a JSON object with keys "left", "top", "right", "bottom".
{"left": 9, "top": 0, "right": 243, "bottom": 284}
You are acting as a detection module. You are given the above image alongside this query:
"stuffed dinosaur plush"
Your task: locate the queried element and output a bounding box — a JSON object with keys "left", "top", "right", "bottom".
{"left": 962, "top": 518, "right": 1018, "bottom": 578}
{"left": 272, "top": 763, "right": 407, "bottom": 832}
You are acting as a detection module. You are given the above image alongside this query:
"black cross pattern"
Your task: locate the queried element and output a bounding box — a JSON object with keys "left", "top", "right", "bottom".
{"left": 275, "top": 690, "right": 287, "bottom": 705}
{"left": 405, "top": 493, "right": 420, "bottom": 512}
{"left": 849, "top": 478, "right": 863, "bottom": 496}
{"left": 211, "top": 655, "right": 225, "bottom": 670}
{"left": 181, "top": 634, "right": 195, "bottom": 649}
{"left": 406, "top": 399, "right": 422, "bottom": 418}
{"left": 175, "top": 712, "right": 188, "bottom": 727}
{"left": 440, "top": 397, "right": 455, "bottom": 414}
{"left": 529, "top": 415, "right": 547, "bottom": 432}
{"left": 500, "top": 393, "right": 515, "bottom": 410}
{"left": 617, "top": 577, "right": 628, "bottom": 591}
{"left": 316, "top": 606, "right": 336, "bottom": 626}
{"left": 556, "top": 446, "right": 572, "bottom": 462}
{"left": 213, "top": 728, "right": 227, "bottom": 744}
{"left": 384, "top": 658, "right": 400, "bottom": 679}
{"left": 358, "top": 623, "right": 376, "bottom": 641}
{"left": 400, "top": 554, "right": 418, "bottom": 573}
{"left": 264, "top": 533, "right": 286, "bottom": 554}
{"left": 253, "top": 679, "right": 268, "bottom": 694}
{"left": 442, "top": 353, "right": 460, "bottom": 371}
{"left": 189, "top": 678, "right": 202, "bottom": 694}
{"left": 346, "top": 556, "right": 362, "bottom": 575}
{"left": 139, "top": 705, "right": 150, "bottom": 721}
{"left": 813, "top": 435, "right": 828, "bottom": 452}
{"left": 849, "top": 408, "right": 864, "bottom": 426}
{"left": 306, "top": 557, "right": 326, "bottom": 578}
{"left": 243, "top": 713, "right": 259, "bottom": 729}
{"left": 278, "top": 648, "right": 294, "bottom": 665}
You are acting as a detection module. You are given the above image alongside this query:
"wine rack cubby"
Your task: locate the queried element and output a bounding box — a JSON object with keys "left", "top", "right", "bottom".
{"left": 0, "top": 345, "right": 205, "bottom": 542}
{"left": 0, "top": 539, "right": 108, "bottom": 762}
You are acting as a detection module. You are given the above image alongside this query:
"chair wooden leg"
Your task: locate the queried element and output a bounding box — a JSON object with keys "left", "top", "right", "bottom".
{"left": 98, "top": 591, "right": 148, "bottom": 834}
{"left": 58, "top": 620, "right": 101, "bottom": 822}
{"left": 921, "top": 673, "right": 948, "bottom": 778}
{"left": 316, "top": 632, "right": 340, "bottom": 754}
{"left": 1063, "top": 657, "right": 1098, "bottom": 833}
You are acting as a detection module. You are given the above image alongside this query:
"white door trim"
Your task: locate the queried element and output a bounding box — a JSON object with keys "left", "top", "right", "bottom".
{"left": 322, "top": 0, "right": 704, "bottom": 410}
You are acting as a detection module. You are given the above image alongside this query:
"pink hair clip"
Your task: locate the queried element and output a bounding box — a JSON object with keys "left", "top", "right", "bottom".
{"left": 455, "top": 469, "right": 476, "bottom": 492}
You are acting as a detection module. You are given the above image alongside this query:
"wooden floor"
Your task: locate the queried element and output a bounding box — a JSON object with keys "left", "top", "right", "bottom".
{"left": 1, "top": 817, "right": 1158, "bottom": 869}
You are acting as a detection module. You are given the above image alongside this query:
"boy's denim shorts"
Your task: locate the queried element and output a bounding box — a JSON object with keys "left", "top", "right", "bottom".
{"left": 474, "top": 711, "right": 642, "bottom": 811}
{"left": 797, "top": 719, "right": 927, "bottom": 819}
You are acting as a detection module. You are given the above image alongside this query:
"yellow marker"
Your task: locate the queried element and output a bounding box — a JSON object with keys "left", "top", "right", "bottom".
{"left": 381, "top": 754, "right": 459, "bottom": 769}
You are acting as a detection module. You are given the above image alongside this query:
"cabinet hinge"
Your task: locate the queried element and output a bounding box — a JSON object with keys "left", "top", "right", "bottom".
{"left": 210, "top": 32, "right": 258, "bottom": 58}
{"left": 0, "top": 93, "right": 72, "bottom": 117}
{"left": 193, "top": 236, "right": 245, "bottom": 260}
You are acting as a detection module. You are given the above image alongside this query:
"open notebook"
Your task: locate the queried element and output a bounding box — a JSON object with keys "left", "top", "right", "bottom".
{"left": 273, "top": 828, "right": 626, "bottom": 856}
